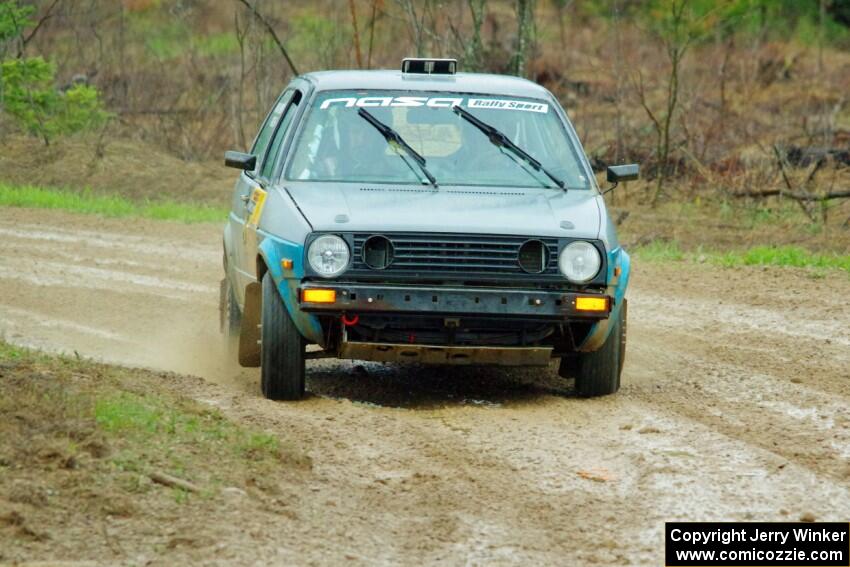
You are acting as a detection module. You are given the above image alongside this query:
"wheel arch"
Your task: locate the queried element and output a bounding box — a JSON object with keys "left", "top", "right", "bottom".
{"left": 577, "top": 247, "right": 630, "bottom": 352}
{"left": 256, "top": 236, "right": 325, "bottom": 346}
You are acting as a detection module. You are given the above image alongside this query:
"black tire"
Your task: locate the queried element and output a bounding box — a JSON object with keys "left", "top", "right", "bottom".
{"left": 560, "top": 301, "right": 625, "bottom": 397}
{"left": 260, "top": 272, "right": 305, "bottom": 400}
{"left": 219, "top": 277, "right": 241, "bottom": 357}
{"left": 219, "top": 278, "right": 242, "bottom": 334}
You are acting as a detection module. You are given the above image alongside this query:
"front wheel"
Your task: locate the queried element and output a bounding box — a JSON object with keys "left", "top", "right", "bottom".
{"left": 260, "top": 272, "right": 306, "bottom": 400}
{"left": 559, "top": 299, "right": 626, "bottom": 397}
{"left": 219, "top": 277, "right": 241, "bottom": 357}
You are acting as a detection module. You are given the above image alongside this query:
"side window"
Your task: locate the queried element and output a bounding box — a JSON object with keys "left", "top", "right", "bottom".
{"left": 250, "top": 90, "right": 293, "bottom": 172}
{"left": 259, "top": 90, "right": 302, "bottom": 181}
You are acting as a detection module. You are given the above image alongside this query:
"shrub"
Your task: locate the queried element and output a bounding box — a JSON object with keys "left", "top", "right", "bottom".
{"left": 0, "top": 56, "right": 109, "bottom": 145}
{"left": 1, "top": 1, "right": 109, "bottom": 144}
{"left": 0, "top": 0, "right": 33, "bottom": 47}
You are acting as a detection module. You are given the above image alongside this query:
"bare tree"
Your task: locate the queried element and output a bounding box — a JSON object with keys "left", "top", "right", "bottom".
{"left": 233, "top": 0, "right": 299, "bottom": 76}
{"left": 349, "top": 0, "right": 364, "bottom": 68}
{"left": 117, "top": 1, "right": 128, "bottom": 109}
{"left": 366, "top": 0, "right": 382, "bottom": 68}
{"left": 635, "top": 0, "right": 708, "bottom": 206}
{"left": 447, "top": 0, "right": 486, "bottom": 71}
{"left": 465, "top": 0, "right": 486, "bottom": 71}
{"left": 15, "top": 0, "right": 61, "bottom": 58}
{"left": 512, "top": 0, "right": 534, "bottom": 78}
{"left": 396, "top": 0, "right": 427, "bottom": 57}
{"left": 553, "top": 0, "right": 573, "bottom": 52}
{"left": 233, "top": 7, "right": 249, "bottom": 148}
{"left": 612, "top": 0, "right": 625, "bottom": 166}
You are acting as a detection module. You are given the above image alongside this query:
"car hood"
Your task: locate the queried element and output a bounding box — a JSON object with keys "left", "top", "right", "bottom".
{"left": 284, "top": 182, "right": 602, "bottom": 239}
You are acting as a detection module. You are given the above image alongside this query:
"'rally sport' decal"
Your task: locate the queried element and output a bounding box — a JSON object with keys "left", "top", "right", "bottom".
{"left": 319, "top": 96, "right": 548, "bottom": 113}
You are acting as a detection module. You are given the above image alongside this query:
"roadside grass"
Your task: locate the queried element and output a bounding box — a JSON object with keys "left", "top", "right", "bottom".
{"left": 632, "top": 241, "right": 850, "bottom": 274}
{"left": 0, "top": 183, "right": 228, "bottom": 223}
{"left": 628, "top": 239, "right": 685, "bottom": 262}
{"left": 715, "top": 246, "right": 850, "bottom": 272}
{"left": 94, "top": 391, "right": 284, "bottom": 467}
{"left": 3, "top": 183, "right": 846, "bottom": 273}
{"left": 0, "top": 341, "right": 308, "bottom": 505}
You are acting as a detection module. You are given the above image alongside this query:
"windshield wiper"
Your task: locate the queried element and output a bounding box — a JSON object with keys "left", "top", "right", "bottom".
{"left": 452, "top": 105, "right": 566, "bottom": 191}
{"left": 357, "top": 108, "right": 438, "bottom": 187}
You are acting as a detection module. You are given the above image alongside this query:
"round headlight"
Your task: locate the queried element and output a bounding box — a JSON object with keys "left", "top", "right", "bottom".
{"left": 559, "top": 241, "right": 601, "bottom": 283}
{"left": 308, "top": 235, "right": 350, "bottom": 277}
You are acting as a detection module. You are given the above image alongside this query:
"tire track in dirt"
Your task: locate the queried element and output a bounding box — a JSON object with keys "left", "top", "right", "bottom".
{"left": 627, "top": 325, "right": 850, "bottom": 482}
{"left": 1, "top": 207, "right": 848, "bottom": 565}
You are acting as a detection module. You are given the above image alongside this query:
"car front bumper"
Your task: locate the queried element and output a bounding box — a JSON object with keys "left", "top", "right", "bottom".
{"left": 298, "top": 282, "right": 611, "bottom": 320}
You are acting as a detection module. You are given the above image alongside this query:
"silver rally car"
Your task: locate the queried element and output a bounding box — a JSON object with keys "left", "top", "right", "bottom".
{"left": 221, "top": 58, "right": 638, "bottom": 400}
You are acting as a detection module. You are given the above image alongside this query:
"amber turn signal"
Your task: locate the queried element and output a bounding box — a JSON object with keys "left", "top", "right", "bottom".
{"left": 575, "top": 296, "right": 608, "bottom": 312}
{"left": 281, "top": 258, "right": 294, "bottom": 270}
{"left": 302, "top": 289, "right": 336, "bottom": 303}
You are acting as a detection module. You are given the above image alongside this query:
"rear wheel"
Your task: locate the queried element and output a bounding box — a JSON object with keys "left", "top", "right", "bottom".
{"left": 559, "top": 300, "right": 625, "bottom": 397}
{"left": 260, "top": 272, "right": 305, "bottom": 400}
{"left": 219, "top": 277, "right": 241, "bottom": 356}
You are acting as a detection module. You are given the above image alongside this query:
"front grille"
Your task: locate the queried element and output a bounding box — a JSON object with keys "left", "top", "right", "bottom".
{"left": 351, "top": 233, "right": 560, "bottom": 277}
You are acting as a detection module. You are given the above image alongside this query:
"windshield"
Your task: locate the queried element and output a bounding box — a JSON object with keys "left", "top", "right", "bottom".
{"left": 285, "top": 90, "right": 591, "bottom": 189}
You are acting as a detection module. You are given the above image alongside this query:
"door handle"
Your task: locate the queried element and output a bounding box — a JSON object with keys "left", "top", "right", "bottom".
{"left": 240, "top": 194, "right": 251, "bottom": 204}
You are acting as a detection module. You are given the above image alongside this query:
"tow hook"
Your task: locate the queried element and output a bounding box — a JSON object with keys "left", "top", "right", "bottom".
{"left": 342, "top": 313, "right": 359, "bottom": 326}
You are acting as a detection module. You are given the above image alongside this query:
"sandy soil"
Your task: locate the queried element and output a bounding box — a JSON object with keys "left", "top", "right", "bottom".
{"left": 1, "top": 207, "right": 849, "bottom": 566}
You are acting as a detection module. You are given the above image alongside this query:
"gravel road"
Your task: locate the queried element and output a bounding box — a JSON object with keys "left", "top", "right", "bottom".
{"left": 1, "top": 207, "right": 848, "bottom": 565}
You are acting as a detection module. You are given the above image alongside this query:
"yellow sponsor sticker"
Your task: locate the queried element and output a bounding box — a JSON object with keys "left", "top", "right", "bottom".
{"left": 246, "top": 187, "right": 267, "bottom": 228}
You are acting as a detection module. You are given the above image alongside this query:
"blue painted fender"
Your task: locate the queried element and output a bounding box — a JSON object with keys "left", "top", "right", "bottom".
{"left": 257, "top": 232, "right": 325, "bottom": 346}
{"left": 577, "top": 247, "right": 630, "bottom": 352}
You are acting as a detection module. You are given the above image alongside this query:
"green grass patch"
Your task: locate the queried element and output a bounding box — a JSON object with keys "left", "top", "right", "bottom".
{"left": 633, "top": 241, "right": 850, "bottom": 274}
{"left": 715, "top": 246, "right": 850, "bottom": 272}
{"left": 0, "top": 183, "right": 227, "bottom": 223}
{"left": 95, "top": 393, "right": 164, "bottom": 434}
{"left": 631, "top": 239, "right": 685, "bottom": 262}
{"left": 0, "top": 340, "right": 302, "bottom": 495}
{"left": 0, "top": 342, "right": 26, "bottom": 361}
{"left": 94, "top": 390, "right": 281, "bottom": 462}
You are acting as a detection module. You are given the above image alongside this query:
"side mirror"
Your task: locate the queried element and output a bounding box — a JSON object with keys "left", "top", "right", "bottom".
{"left": 606, "top": 164, "right": 639, "bottom": 183}
{"left": 224, "top": 150, "right": 257, "bottom": 171}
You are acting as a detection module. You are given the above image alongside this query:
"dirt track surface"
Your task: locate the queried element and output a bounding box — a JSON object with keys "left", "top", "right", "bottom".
{"left": 1, "top": 207, "right": 849, "bottom": 565}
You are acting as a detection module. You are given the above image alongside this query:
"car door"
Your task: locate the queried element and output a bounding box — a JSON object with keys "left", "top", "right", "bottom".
{"left": 239, "top": 89, "right": 303, "bottom": 289}
{"left": 227, "top": 90, "right": 293, "bottom": 303}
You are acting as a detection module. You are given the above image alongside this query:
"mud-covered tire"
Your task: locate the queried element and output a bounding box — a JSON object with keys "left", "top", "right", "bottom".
{"left": 560, "top": 301, "right": 625, "bottom": 397}
{"left": 219, "top": 277, "right": 241, "bottom": 356}
{"left": 260, "top": 272, "right": 305, "bottom": 400}
{"left": 220, "top": 278, "right": 242, "bottom": 333}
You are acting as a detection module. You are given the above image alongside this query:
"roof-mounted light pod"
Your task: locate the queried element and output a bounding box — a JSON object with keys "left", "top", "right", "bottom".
{"left": 401, "top": 58, "right": 457, "bottom": 75}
